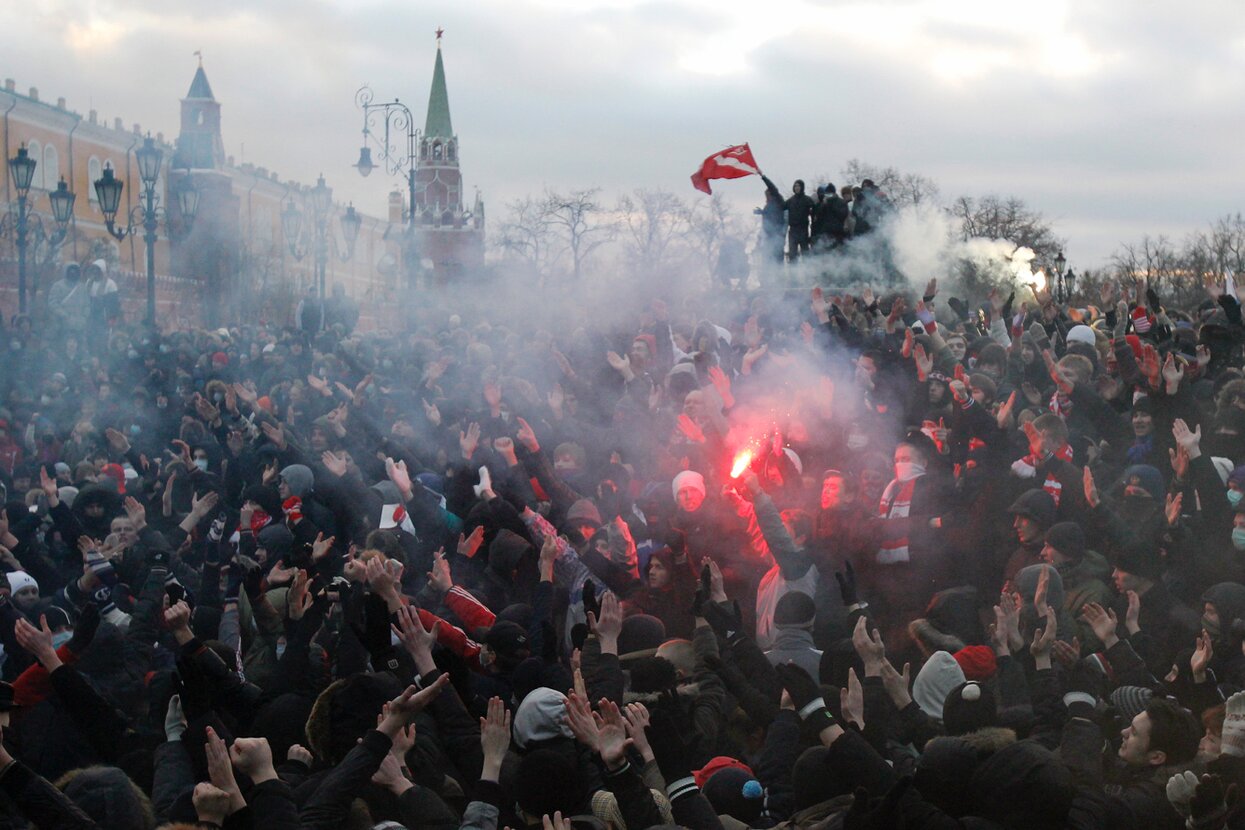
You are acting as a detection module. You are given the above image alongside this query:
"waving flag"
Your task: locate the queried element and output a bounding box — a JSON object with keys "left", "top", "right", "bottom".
{"left": 690, "top": 143, "right": 759, "bottom": 194}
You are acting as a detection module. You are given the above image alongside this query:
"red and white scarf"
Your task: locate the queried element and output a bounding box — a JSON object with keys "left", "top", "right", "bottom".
{"left": 877, "top": 476, "right": 918, "bottom": 564}
{"left": 1011, "top": 444, "right": 1074, "bottom": 505}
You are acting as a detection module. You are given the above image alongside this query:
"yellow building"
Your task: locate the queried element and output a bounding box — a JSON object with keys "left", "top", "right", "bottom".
{"left": 0, "top": 65, "right": 403, "bottom": 331}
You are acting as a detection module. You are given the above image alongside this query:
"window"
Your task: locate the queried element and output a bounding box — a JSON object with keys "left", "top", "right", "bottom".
{"left": 447, "top": 142, "right": 456, "bottom": 162}
{"left": 432, "top": 142, "right": 442, "bottom": 161}
{"left": 441, "top": 210, "right": 454, "bottom": 227}
{"left": 42, "top": 144, "right": 59, "bottom": 190}
{"left": 88, "top": 157, "right": 102, "bottom": 202}
{"left": 25, "top": 140, "right": 42, "bottom": 190}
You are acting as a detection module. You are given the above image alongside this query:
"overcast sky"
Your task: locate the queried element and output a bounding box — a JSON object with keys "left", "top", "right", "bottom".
{"left": 5, "top": 0, "right": 1244, "bottom": 268}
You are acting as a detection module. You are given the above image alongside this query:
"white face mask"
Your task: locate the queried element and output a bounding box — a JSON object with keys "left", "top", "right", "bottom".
{"left": 52, "top": 630, "right": 73, "bottom": 649}
{"left": 194, "top": 459, "right": 209, "bottom": 473}
{"left": 847, "top": 433, "right": 868, "bottom": 451}
{"left": 894, "top": 461, "right": 925, "bottom": 481}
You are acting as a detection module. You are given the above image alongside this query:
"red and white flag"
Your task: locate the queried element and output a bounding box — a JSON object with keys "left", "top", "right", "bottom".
{"left": 690, "top": 143, "right": 759, "bottom": 194}
{"left": 380, "top": 502, "right": 416, "bottom": 535}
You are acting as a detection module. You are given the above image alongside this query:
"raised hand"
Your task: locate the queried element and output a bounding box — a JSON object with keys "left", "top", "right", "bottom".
{"left": 321, "top": 450, "right": 348, "bottom": 478}
{"left": 392, "top": 604, "right": 440, "bottom": 662}
{"left": 1083, "top": 466, "right": 1100, "bottom": 508}
{"left": 1172, "top": 418, "right": 1202, "bottom": 459}
{"left": 1080, "top": 602, "right": 1119, "bottom": 648}
{"left": 459, "top": 422, "right": 481, "bottom": 460}
{"left": 707, "top": 366, "right": 734, "bottom": 409}
{"left": 428, "top": 549, "right": 453, "bottom": 593}
{"left": 515, "top": 417, "right": 539, "bottom": 453}
{"left": 1125, "top": 590, "right": 1142, "bottom": 635}
{"left": 204, "top": 726, "right": 246, "bottom": 815}
{"left": 104, "top": 427, "right": 131, "bottom": 455}
{"left": 851, "top": 616, "right": 886, "bottom": 674}
{"left": 841, "top": 667, "right": 864, "bottom": 729}
{"left": 996, "top": 391, "right": 1017, "bottom": 430}
{"left": 1192, "top": 630, "right": 1214, "bottom": 683}
{"left": 385, "top": 457, "right": 413, "bottom": 499}
{"left": 480, "top": 696, "right": 511, "bottom": 778}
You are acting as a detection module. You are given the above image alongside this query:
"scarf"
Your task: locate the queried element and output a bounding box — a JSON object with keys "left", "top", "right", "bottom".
{"left": 282, "top": 496, "right": 303, "bottom": 524}
{"left": 1011, "top": 444, "right": 1074, "bottom": 505}
{"left": 877, "top": 476, "right": 918, "bottom": 564}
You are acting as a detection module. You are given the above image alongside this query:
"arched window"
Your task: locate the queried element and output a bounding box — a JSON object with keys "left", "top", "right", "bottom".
{"left": 421, "top": 209, "right": 433, "bottom": 225}
{"left": 42, "top": 144, "right": 59, "bottom": 190}
{"left": 441, "top": 210, "right": 454, "bottom": 227}
{"left": 447, "top": 142, "right": 456, "bottom": 162}
{"left": 432, "top": 142, "right": 442, "bottom": 161}
{"left": 420, "top": 142, "right": 428, "bottom": 160}
{"left": 25, "top": 140, "right": 43, "bottom": 190}
{"left": 88, "top": 157, "right": 102, "bottom": 202}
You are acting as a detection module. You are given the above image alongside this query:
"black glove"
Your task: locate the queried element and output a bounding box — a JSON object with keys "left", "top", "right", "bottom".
{"left": 691, "top": 564, "right": 710, "bottom": 618}
{"left": 148, "top": 546, "right": 170, "bottom": 569}
{"left": 351, "top": 592, "right": 401, "bottom": 673}
{"left": 1001, "top": 291, "right": 1015, "bottom": 323}
{"left": 223, "top": 562, "right": 243, "bottom": 604}
{"left": 947, "top": 297, "right": 968, "bottom": 321}
{"left": 701, "top": 599, "right": 744, "bottom": 645}
{"left": 582, "top": 580, "right": 601, "bottom": 624}
{"left": 776, "top": 662, "right": 836, "bottom": 732}
{"left": 1190, "top": 774, "right": 1234, "bottom": 826}
{"left": 242, "top": 562, "right": 264, "bottom": 601}
{"left": 67, "top": 603, "right": 100, "bottom": 655}
{"left": 835, "top": 560, "right": 858, "bottom": 606}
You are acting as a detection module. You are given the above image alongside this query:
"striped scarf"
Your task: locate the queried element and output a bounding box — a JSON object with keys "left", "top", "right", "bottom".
{"left": 877, "top": 476, "right": 918, "bottom": 564}
{"left": 1011, "top": 444, "right": 1074, "bottom": 505}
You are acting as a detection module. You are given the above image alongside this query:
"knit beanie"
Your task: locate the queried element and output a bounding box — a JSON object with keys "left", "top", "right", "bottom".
{"left": 512, "top": 687, "right": 572, "bottom": 749}
{"left": 6, "top": 571, "right": 37, "bottom": 595}
{"left": 702, "top": 767, "right": 765, "bottom": 824}
{"left": 773, "top": 591, "right": 816, "bottom": 629}
{"left": 1122, "top": 464, "right": 1165, "bottom": 501}
{"left": 912, "top": 651, "right": 966, "bottom": 719}
{"left": 618, "top": 614, "right": 666, "bottom": 657}
{"left": 1109, "top": 686, "right": 1153, "bottom": 722}
{"left": 279, "top": 464, "right": 315, "bottom": 498}
{"left": 694, "top": 756, "right": 755, "bottom": 789}
{"left": 1221, "top": 691, "right": 1245, "bottom": 757}
{"left": 672, "top": 470, "right": 706, "bottom": 501}
{"left": 952, "top": 645, "right": 998, "bottom": 681}
{"left": 942, "top": 681, "right": 999, "bottom": 736}
{"left": 1066, "top": 325, "right": 1096, "bottom": 347}
{"left": 1044, "top": 522, "right": 1086, "bottom": 562}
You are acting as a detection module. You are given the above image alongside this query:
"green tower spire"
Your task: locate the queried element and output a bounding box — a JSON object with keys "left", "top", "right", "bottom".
{"left": 424, "top": 37, "right": 453, "bottom": 140}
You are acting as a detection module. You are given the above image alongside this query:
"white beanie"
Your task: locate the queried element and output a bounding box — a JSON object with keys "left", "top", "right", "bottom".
{"left": 1066, "top": 325, "right": 1096, "bottom": 347}
{"left": 512, "top": 687, "right": 572, "bottom": 748}
{"left": 783, "top": 447, "right": 803, "bottom": 476}
{"left": 672, "top": 470, "right": 707, "bottom": 501}
{"left": 6, "top": 570, "right": 38, "bottom": 595}
{"left": 912, "top": 651, "right": 966, "bottom": 719}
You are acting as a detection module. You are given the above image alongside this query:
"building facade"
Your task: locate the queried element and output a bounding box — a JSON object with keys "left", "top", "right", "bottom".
{"left": 0, "top": 45, "right": 481, "bottom": 331}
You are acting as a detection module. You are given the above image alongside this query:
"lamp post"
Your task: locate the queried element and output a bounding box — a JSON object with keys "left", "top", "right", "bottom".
{"left": 354, "top": 86, "right": 419, "bottom": 288}
{"left": 281, "top": 174, "right": 360, "bottom": 302}
{"left": 93, "top": 136, "right": 199, "bottom": 326}
{"left": 3, "top": 146, "right": 76, "bottom": 313}
{"left": 1053, "top": 251, "right": 1067, "bottom": 303}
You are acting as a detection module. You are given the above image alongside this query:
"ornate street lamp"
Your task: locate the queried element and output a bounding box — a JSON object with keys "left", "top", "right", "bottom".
{"left": 1053, "top": 251, "right": 1067, "bottom": 302}
{"left": 281, "top": 176, "right": 357, "bottom": 305}
{"left": 93, "top": 136, "right": 198, "bottom": 326}
{"left": 354, "top": 85, "right": 420, "bottom": 290}
{"left": 2, "top": 146, "right": 76, "bottom": 312}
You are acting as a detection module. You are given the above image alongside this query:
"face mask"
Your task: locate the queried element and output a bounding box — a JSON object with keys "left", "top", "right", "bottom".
{"left": 895, "top": 461, "right": 926, "bottom": 481}
{"left": 213, "top": 393, "right": 223, "bottom": 404}
{"left": 127, "top": 349, "right": 138, "bottom": 360}
{"left": 1203, "top": 614, "right": 1223, "bottom": 639}
{"left": 194, "top": 459, "right": 209, "bottom": 473}
{"left": 275, "top": 640, "right": 287, "bottom": 659}
{"left": 846, "top": 434, "right": 868, "bottom": 451}
{"left": 159, "top": 344, "right": 170, "bottom": 354}
{"left": 51, "top": 630, "right": 73, "bottom": 649}
{"left": 1230, "top": 490, "right": 1244, "bottom": 507}
{"left": 39, "top": 395, "right": 51, "bottom": 405}
{"left": 156, "top": 400, "right": 168, "bottom": 410}
{"left": 1233, "top": 528, "right": 1245, "bottom": 551}
{"left": 130, "top": 424, "right": 142, "bottom": 437}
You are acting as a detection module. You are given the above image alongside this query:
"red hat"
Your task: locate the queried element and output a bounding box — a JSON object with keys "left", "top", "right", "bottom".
{"left": 1124, "top": 334, "right": 1143, "bottom": 361}
{"left": 100, "top": 463, "right": 126, "bottom": 495}
{"left": 952, "top": 645, "right": 997, "bottom": 681}
{"left": 211, "top": 351, "right": 229, "bottom": 366}
{"left": 633, "top": 333, "right": 658, "bottom": 358}
{"left": 1130, "top": 307, "right": 1153, "bottom": 334}
{"left": 693, "top": 756, "right": 755, "bottom": 789}
{"left": 256, "top": 396, "right": 275, "bottom": 414}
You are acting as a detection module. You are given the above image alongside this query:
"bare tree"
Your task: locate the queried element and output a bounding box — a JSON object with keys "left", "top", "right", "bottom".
{"left": 950, "top": 195, "right": 1063, "bottom": 265}
{"left": 839, "top": 159, "right": 941, "bottom": 207}
{"left": 544, "top": 187, "right": 614, "bottom": 283}
{"left": 1186, "top": 213, "right": 1245, "bottom": 284}
{"left": 616, "top": 189, "right": 692, "bottom": 282}
{"left": 1111, "top": 235, "right": 1181, "bottom": 292}
{"left": 496, "top": 195, "right": 557, "bottom": 285}
{"left": 684, "top": 194, "right": 743, "bottom": 285}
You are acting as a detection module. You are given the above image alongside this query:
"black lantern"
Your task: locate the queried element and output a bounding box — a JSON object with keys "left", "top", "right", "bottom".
{"left": 135, "top": 136, "right": 163, "bottom": 188}
{"left": 1064, "top": 269, "right": 1076, "bottom": 296}
{"left": 341, "top": 203, "right": 362, "bottom": 248}
{"left": 173, "top": 175, "right": 200, "bottom": 222}
{"left": 311, "top": 175, "right": 332, "bottom": 215}
{"left": 9, "top": 146, "right": 36, "bottom": 197}
{"left": 93, "top": 165, "right": 124, "bottom": 222}
{"left": 1054, "top": 251, "right": 1066, "bottom": 276}
{"left": 354, "top": 146, "right": 375, "bottom": 177}
{"left": 281, "top": 201, "right": 302, "bottom": 248}
{"left": 48, "top": 178, "right": 75, "bottom": 226}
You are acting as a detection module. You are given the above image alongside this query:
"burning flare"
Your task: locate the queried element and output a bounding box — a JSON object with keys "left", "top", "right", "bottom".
{"left": 730, "top": 449, "right": 754, "bottom": 478}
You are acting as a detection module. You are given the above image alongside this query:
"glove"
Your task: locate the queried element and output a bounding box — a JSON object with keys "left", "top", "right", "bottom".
{"left": 691, "top": 564, "right": 710, "bottom": 618}
{"left": 1190, "top": 774, "right": 1234, "bottom": 827}
{"left": 223, "top": 562, "right": 243, "bottom": 604}
{"left": 776, "top": 662, "right": 836, "bottom": 733}
{"left": 353, "top": 592, "right": 400, "bottom": 672}
{"left": 148, "top": 545, "right": 170, "bottom": 569}
{"left": 1168, "top": 770, "right": 1198, "bottom": 820}
{"left": 472, "top": 465, "right": 492, "bottom": 498}
{"left": 90, "top": 583, "right": 117, "bottom": 616}
{"left": 1221, "top": 691, "right": 1245, "bottom": 757}
{"left": 67, "top": 603, "right": 100, "bottom": 655}
{"left": 582, "top": 581, "right": 601, "bottom": 625}
{"left": 1061, "top": 659, "right": 1104, "bottom": 718}
{"left": 835, "top": 560, "right": 858, "bottom": 606}
{"left": 242, "top": 562, "right": 264, "bottom": 601}
{"left": 645, "top": 706, "right": 696, "bottom": 799}
{"left": 164, "top": 694, "right": 187, "bottom": 742}
{"left": 701, "top": 599, "right": 744, "bottom": 645}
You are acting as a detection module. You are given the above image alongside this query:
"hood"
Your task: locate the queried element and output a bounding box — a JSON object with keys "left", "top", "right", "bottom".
{"left": 280, "top": 464, "right": 314, "bottom": 498}
{"left": 305, "top": 672, "right": 404, "bottom": 764}
{"left": 370, "top": 480, "right": 402, "bottom": 505}
{"left": 256, "top": 523, "right": 295, "bottom": 561}
{"left": 1007, "top": 488, "right": 1056, "bottom": 529}
{"left": 512, "top": 687, "right": 573, "bottom": 749}
{"left": 1122, "top": 464, "right": 1165, "bottom": 501}
{"left": 488, "top": 529, "right": 532, "bottom": 575}
{"left": 968, "top": 740, "right": 1074, "bottom": 828}
{"left": 59, "top": 765, "right": 155, "bottom": 830}
{"left": 1203, "top": 582, "right": 1245, "bottom": 632}
{"left": 565, "top": 498, "right": 603, "bottom": 529}
{"left": 912, "top": 651, "right": 966, "bottom": 719}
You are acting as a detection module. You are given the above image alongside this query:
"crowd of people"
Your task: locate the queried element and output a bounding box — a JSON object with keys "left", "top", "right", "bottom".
{"left": 1, "top": 271, "right": 1245, "bottom": 829}
{"left": 755, "top": 178, "right": 893, "bottom": 265}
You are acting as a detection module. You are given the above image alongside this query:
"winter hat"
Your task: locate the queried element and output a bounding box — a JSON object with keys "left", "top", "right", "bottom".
{"left": 58, "top": 486, "right": 79, "bottom": 507}
{"left": 1109, "top": 686, "right": 1153, "bottom": 722}
{"left": 487, "top": 529, "right": 532, "bottom": 576}
{"left": 242, "top": 484, "right": 284, "bottom": 519}
{"left": 942, "top": 681, "right": 998, "bottom": 736}
{"left": 912, "top": 651, "right": 966, "bottom": 719}
{"left": 6, "top": 571, "right": 37, "bottom": 595}
{"left": 694, "top": 756, "right": 756, "bottom": 789}
{"left": 484, "top": 620, "right": 530, "bottom": 663}
{"left": 618, "top": 614, "right": 666, "bottom": 658}
{"left": 1115, "top": 541, "right": 1165, "bottom": 582}
{"left": 1044, "top": 522, "right": 1087, "bottom": 562}
{"left": 515, "top": 747, "right": 587, "bottom": 818}
{"left": 629, "top": 655, "right": 679, "bottom": 694}
{"left": 672, "top": 470, "right": 706, "bottom": 502}
{"left": 952, "top": 645, "right": 998, "bottom": 681}
{"left": 702, "top": 767, "right": 765, "bottom": 824}
{"left": 1212, "top": 457, "right": 1235, "bottom": 486}
{"left": 773, "top": 591, "right": 816, "bottom": 629}
{"left": 99, "top": 463, "right": 126, "bottom": 495}
{"left": 565, "top": 498, "right": 603, "bottom": 529}
{"left": 256, "top": 524, "right": 295, "bottom": 562}
{"left": 415, "top": 472, "right": 444, "bottom": 495}
{"left": 512, "top": 687, "right": 572, "bottom": 748}
{"left": 1230, "top": 466, "right": 1245, "bottom": 489}
{"left": 1007, "top": 489, "right": 1056, "bottom": 529}
{"left": 1122, "top": 464, "right": 1165, "bottom": 500}
{"left": 913, "top": 737, "right": 979, "bottom": 817}
{"left": 1131, "top": 306, "right": 1154, "bottom": 334}
{"left": 59, "top": 765, "right": 156, "bottom": 830}
{"left": 279, "top": 464, "right": 315, "bottom": 498}
{"left": 1066, "top": 325, "right": 1096, "bottom": 347}
{"left": 305, "top": 672, "right": 405, "bottom": 763}
{"left": 54, "top": 461, "right": 71, "bottom": 478}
